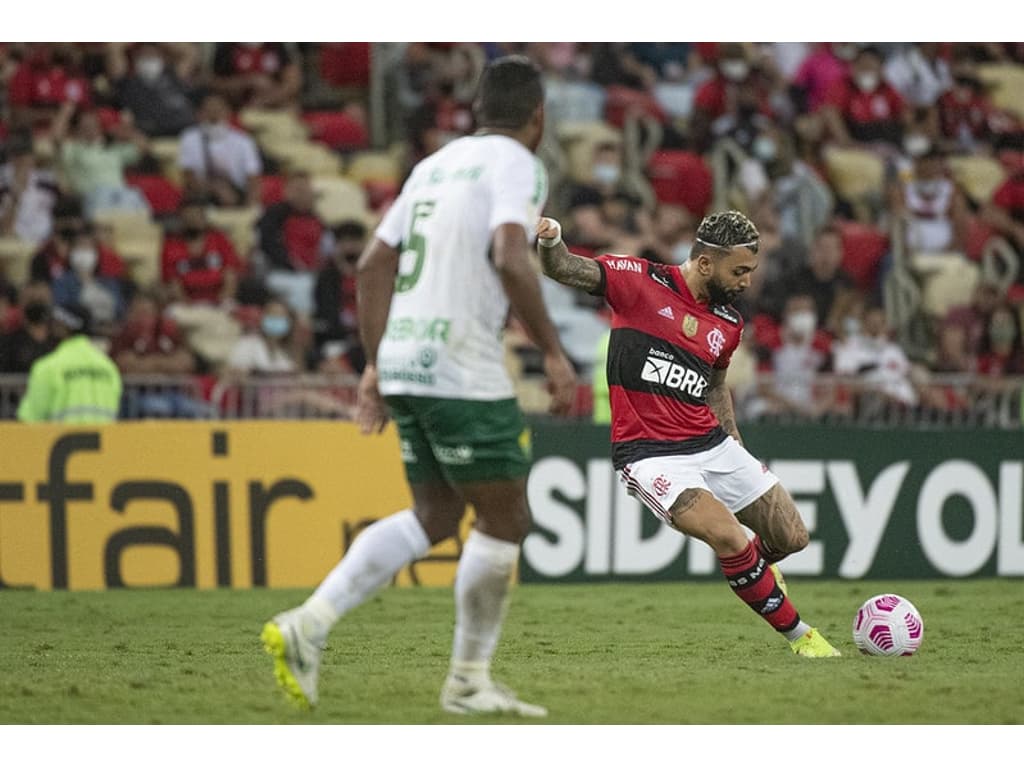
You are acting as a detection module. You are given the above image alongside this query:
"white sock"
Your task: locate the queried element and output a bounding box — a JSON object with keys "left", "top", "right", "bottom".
{"left": 784, "top": 620, "right": 812, "bottom": 642}
{"left": 305, "top": 508, "right": 429, "bottom": 639}
{"left": 450, "top": 529, "right": 520, "bottom": 683}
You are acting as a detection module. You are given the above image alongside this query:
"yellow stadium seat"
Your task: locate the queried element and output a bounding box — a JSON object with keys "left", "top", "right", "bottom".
{"left": 205, "top": 206, "right": 261, "bottom": 258}
{"left": 0, "top": 236, "right": 36, "bottom": 286}
{"left": 346, "top": 151, "right": 401, "bottom": 185}
{"left": 556, "top": 120, "right": 623, "bottom": 186}
{"left": 948, "top": 155, "right": 1006, "bottom": 205}
{"left": 824, "top": 146, "right": 886, "bottom": 222}
{"left": 918, "top": 256, "right": 979, "bottom": 317}
{"left": 239, "top": 109, "right": 308, "bottom": 140}
{"left": 311, "top": 177, "right": 368, "bottom": 226}
{"left": 976, "top": 63, "right": 1024, "bottom": 120}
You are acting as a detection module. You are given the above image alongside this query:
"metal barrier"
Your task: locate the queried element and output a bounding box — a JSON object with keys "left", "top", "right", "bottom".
{"left": 0, "top": 372, "right": 1021, "bottom": 427}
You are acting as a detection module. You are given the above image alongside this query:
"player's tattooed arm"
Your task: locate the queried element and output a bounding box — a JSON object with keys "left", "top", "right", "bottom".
{"left": 707, "top": 367, "right": 743, "bottom": 445}
{"left": 536, "top": 219, "right": 603, "bottom": 294}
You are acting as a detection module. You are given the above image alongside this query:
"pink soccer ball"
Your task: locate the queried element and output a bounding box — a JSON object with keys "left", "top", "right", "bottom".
{"left": 852, "top": 593, "right": 924, "bottom": 656}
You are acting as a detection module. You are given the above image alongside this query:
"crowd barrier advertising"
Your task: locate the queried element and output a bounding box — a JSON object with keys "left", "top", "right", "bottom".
{"left": 1, "top": 422, "right": 1022, "bottom": 590}
{"left": 522, "top": 423, "right": 1024, "bottom": 582}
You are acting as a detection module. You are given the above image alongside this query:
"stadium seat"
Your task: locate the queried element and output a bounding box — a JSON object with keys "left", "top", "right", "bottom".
{"left": 303, "top": 110, "right": 369, "bottom": 151}
{"left": 346, "top": 151, "right": 401, "bottom": 186}
{"left": 824, "top": 147, "right": 886, "bottom": 221}
{"left": 205, "top": 207, "right": 261, "bottom": 257}
{"left": 261, "top": 137, "right": 344, "bottom": 176}
{"left": 964, "top": 215, "right": 997, "bottom": 261}
{"left": 557, "top": 120, "right": 623, "bottom": 185}
{"left": 0, "top": 236, "right": 35, "bottom": 286}
{"left": 976, "top": 63, "right": 1024, "bottom": 119}
{"left": 148, "top": 138, "right": 183, "bottom": 184}
{"left": 917, "top": 255, "right": 980, "bottom": 317}
{"left": 948, "top": 155, "right": 1006, "bottom": 207}
{"left": 126, "top": 174, "right": 183, "bottom": 216}
{"left": 837, "top": 219, "right": 889, "bottom": 293}
{"left": 603, "top": 85, "right": 669, "bottom": 128}
{"left": 318, "top": 43, "right": 371, "bottom": 88}
{"left": 239, "top": 109, "right": 308, "bottom": 140}
{"left": 259, "top": 175, "right": 287, "bottom": 206}
{"left": 646, "top": 150, "right": 713, "bottom": 216}
{"left": 116, "top": 233, "right": 162, "bottom": 288}
{"left": 310, "top": 177, "right": 369, "bottom": 226}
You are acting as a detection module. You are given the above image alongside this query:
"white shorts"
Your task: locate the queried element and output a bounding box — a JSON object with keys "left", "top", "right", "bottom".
{"left": 619, "top": 436, "right": 779, "bottom": 525}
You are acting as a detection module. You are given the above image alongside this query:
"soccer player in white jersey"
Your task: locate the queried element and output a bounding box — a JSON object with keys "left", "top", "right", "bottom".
{"left": 261, "top": 56, "right": 577, "bottom": 717}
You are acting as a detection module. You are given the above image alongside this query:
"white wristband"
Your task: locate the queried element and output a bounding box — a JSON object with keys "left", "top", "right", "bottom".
{"left": 538, "top": 219, "right": 562, "bottom": 248}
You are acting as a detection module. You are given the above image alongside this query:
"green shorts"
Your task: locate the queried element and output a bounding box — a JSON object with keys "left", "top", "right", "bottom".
{"left": 384, "top": 395, "right": 531, "bottom": 485}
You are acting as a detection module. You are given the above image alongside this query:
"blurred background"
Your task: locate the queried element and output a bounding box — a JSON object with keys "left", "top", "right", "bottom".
{"left": 1, "top": 41, "right": 1023, "bottom": 427}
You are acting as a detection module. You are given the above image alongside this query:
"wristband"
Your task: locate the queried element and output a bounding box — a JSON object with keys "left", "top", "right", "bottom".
{"left": 538, "top": 220, "right": 562, "bottom": 248}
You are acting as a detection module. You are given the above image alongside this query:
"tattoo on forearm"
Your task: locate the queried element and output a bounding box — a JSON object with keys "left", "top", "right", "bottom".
{"left": 707, "top": 384, "right": 742, "bottom": 444}
{"left": 539, "top": 243, "right": 600, "bottom": 292}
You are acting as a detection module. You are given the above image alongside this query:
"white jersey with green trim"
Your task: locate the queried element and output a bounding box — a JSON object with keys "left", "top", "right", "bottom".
{"left": 374, "top": 134, "right": 547, "bottom": 400}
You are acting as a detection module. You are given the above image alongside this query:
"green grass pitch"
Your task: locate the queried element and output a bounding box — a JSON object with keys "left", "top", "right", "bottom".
{"left": 2, "top": 579, "right": 1022, "bottom": 724}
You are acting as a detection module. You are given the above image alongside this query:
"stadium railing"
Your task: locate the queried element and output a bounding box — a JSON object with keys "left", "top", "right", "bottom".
{"left": 0, "top": 372, "right": 1020, "bottom": 427}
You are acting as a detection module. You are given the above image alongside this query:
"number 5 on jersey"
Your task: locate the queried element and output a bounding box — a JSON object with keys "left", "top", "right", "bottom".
{"left": 395, "top": 201, "right": 435, "bottom": 293}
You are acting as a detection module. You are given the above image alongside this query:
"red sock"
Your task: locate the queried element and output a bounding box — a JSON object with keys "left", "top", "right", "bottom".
{"left": 752, "top": 534, "right": 782, "bottom": 564}
{"left": 719, "top": 541, "right": 799, "bottom": 633}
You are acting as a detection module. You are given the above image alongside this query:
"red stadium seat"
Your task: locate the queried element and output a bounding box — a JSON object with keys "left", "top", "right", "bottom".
{"left": 319, "top": 43, "right": 371, "bottom": 88}
{"left": 96, "top": 107, "right": 123, "bottom": 133}
{"left": 603, "top": 85, "right": 668, "bottom": 128}
{"left": 362, "top": 179, "right": 398, "bottom": 211}
{"left": 837, "top": 220, "right": 889, "bottom": 293}
{"left": 125, "top": 174, "right": 182, "bottom": 215}
{"left": 259, "top": 175, "right": 286, "bottom": 206}
{"left": 646, "top": 150, "right": 713, "bottom": 217}
{"left": 303, "top": 110, "right": 369, "bottom": 151}
{"left": 964, "top": 215, "right": 997, "bottom": 262}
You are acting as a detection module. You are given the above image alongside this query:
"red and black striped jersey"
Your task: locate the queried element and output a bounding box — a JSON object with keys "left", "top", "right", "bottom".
{"left": 594, "top": 253, "right": 743, "bottom": 469}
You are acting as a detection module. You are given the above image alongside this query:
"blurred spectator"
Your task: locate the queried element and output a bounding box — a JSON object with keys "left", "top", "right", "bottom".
{"left": 821, "top": 45, "right": 909, "bottom": 148}
{"left": 944, "top": 280, "right": 1003, "bottom": 359}
{"left": 313, "top": 220, "right": 365, "bottom": 373}
{"left": 931, "top": 321, "right": 975, "bottom": 373}
{"left": 179, "top": 93, "right": 262, "bottom": 207}
{"left": 107, "top": 43, "right": 199, "bottom": 138}
{"left": 641, "top": 203, "right": 697, "bottom": 265}
{"left": 110, "top": 290, "right": 196, "bottom": 375}
{"left": 753, "top": 293, "right": 834, "bottom": 418}
{"left": 0, "top": 281, "right": 54, "bottom": 373}
{"left": 791, "top": 43, "right": 855, "bottom": 113}
{"left": 226, "top": 296, "right": 299, "bottom": 375}
{"left": 404, "top": 45, "right": 481, "bottom": 163}
{"left": 210, "top": 43, "right": 302, "bottom": 110}
{"left": 889, "top": 147, "right": 969, "bottom": 255}
{"left": 7, "top": 44, "right": 92, "bottom": 130}
{"left": 255, "top": 171, "right": 325, "bottom": 273}
{"left": 976, "top": 302, "right": 1024, "bottom": 375}
{"left": 884, "top": 43, "right": 952, "bottom": 110}
{"left": 755, "top": 126, "right": 834, "bottom": 246}
{"left": 50, "top": 227, "right": 125, "bottom": 332}
{"left": 981, "top": 156, "right": 1024, "bottom": 256}
{"left": 691, "top": 43, "right": 774, "bottom": 153}
{"left": 0, "top": 132, "right": 60, "bottom": 244}
{"left": 841, "top": 304, "right": 920, "bottom": 407}
{"left": 29, "top": 202, "right": 126, "bottom": 285}
{"left": 761, "top": 223, "right": 857, "bottom": 332}
{"left": 562, "top": 139, "right": 644, "bottom": 253}
{"left": 51, "top": 103, "right": 150, "bottom": 217}
{"left": 161, "top": 199, "right": 243, "bottom": 305}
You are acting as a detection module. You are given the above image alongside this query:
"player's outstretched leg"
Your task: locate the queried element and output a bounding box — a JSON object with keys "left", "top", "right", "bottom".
{"left": 671, "top": 489, "right": 840, "bottom": 658}
{"left": 261, "top": 507, "right": 431, "bottom": 708}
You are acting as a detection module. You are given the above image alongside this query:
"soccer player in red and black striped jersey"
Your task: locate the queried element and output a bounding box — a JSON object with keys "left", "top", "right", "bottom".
{"left": 537, "top": 210, "right": 840, "bottom": 658}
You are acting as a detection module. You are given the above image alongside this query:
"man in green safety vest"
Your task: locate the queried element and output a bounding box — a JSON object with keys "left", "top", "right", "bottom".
{"left": 17, "top": 303, "right": 122, "bottom": 423}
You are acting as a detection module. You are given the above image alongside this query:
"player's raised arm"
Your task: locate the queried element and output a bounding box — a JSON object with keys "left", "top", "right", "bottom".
{"left": 535, "top": 217, "right": 603, "bottom": 294}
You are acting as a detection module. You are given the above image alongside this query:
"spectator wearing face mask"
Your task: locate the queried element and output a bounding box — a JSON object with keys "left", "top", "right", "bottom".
{"left": 790, "top": 43, "right": 856, "bottom": 114}
{"left": 179, "top": 93, "right": 262, "bottom": 208}
{"left": 226, "top": 297, "right": 298, "bottom": 375}
{"left": 752, "top": 292, "right": 834, "bottom": 419}
{"left": 690, "top": 43, "right": 776, "bottom": 153}
{"left": 937, "top": 64, "right": 1020, "bottom": 154}
{"left": 837, "top": 304, "right": 920, "bottom": 408}
{"left": 563, "top": 140, "right": 644, "bottom": 254}
{"left": 50, "top": 228, "right": 125, "bottom": 331}
{"left": 976, "top": 302, "right": 1024, "bottom": 376}
{"left": 107, "top": 43, "right": 199, "bottom": 138}
{"left": 821, "top": 45, "right": 909, "bottom": 148}
{"left": 29, "top": 201, "right": 126, "bottom": 285}
{"left": 0, "top": 281, "right": 56, "bottom": 374}
{"left": 889, "top": 147, "right": 969, "bottom": 257}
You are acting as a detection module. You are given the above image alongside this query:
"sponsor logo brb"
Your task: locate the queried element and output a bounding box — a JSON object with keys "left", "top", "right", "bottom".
{"left": 640, "top": 355, "right": 708, "bottom": 398}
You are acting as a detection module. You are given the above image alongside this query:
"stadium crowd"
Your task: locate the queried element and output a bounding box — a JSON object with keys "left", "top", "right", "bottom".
{"left": 1, "top": 42, "right": 1023, "bottom": 422}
